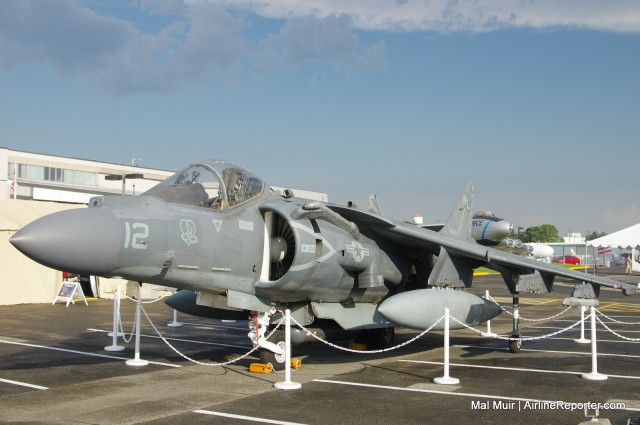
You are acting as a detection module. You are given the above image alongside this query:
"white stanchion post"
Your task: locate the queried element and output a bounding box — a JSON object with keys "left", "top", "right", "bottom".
{"left": 105, "top": 286, "right": 124, "bottom": 352}
{"left": 481, "top": 290, "right": 497, "bottom": 338}
{"left": 574, "top": 306, "right": 590, "bottom": 344}
{"left": 167, "top": 309, "right": 183, "bottom": 328}
{"left": 581, "top": 306, "right": 607, "bottom": 381}
{"left": 274, "top": 309, "right": 301, "bottom": 390}
{"left": 108, "top": 287, "right": 124, "bottom": 338}
{"left": 434, "top": 308, "right": 460, "bottom": 385}
{"left": 126, "top": 297, "right": 149, "bottom": 367}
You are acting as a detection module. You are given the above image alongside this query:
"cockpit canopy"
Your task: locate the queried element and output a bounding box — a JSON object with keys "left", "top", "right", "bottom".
{"left": 144, "top": 160, "right": 265, "bottom": 210}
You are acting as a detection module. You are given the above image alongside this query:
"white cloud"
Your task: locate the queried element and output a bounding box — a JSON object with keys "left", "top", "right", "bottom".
{"left": 253, "top": 14, "right": 387, "bottom": 76}
{"left": 0, "top": 0, "right": 133, "bottom": 73}
{"left": 206, "top": 0, "right": 640, "bottom": 33}
{"left": 2, "top": 0, "right": 638, "bottom": 95}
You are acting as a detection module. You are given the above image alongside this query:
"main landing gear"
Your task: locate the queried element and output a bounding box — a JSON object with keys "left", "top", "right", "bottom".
{"left": 509, "top": 292, "right": 522, "bottom": 353}
{"left": 353, "top": 327, "right": 395, "bottom": 350}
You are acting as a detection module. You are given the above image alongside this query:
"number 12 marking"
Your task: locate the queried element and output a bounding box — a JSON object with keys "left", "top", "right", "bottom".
{"left": 124, "top": 222, "right": 149, "bottom": 249}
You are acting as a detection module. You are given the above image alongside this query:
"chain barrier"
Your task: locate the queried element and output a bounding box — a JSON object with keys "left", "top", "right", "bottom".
{"left": 113, "top": 293, "right": 638, "bottom": 368}
{"left": 139, "top": 305, "right": 285, "bottom": 367}
{"left": 118, "top": 311, "right": 136, "bottom": 344}
{"left": 595, "top": 313, "right": 640, "bottom": 342}
{"left": 595, "top": 309, "right": 640, "bottom": 326}
{"left": 289, "top": 314, "right": 445, "bottom": 354}
{"left": 116, "top": 293, "right": 171, "bottom": 344}
{"left": 124, "top": 292, "right": 172, "bottom": 304}
{"left": 486, "top": 293, "right": 573, "bottom": 322}
{"left": 449, "top": 315, "right": 584, "bottom": 342}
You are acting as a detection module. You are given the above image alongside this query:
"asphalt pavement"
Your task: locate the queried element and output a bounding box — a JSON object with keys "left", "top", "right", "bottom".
{"left": 1, "top": 270, "right": 640, "bottom": 425}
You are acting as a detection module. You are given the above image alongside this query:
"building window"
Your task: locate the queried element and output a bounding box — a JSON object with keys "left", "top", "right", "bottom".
{"left": 44, "top": 167, "right": 63, "bottom": 182}
{"left": 7, "top": 163, "right": 96, "bottom": 186}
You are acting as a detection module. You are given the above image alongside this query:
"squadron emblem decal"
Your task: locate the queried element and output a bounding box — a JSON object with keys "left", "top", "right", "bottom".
{"left": 180, "top": 219, "right": 199, "bottom": 246}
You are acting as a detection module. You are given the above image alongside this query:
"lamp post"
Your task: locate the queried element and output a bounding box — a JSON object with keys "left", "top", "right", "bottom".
{"left": 105, "top": 173, "right": 144, "bottom": 195}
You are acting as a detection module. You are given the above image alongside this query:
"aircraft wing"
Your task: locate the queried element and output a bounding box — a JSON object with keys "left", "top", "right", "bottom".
{"left": 328, "top": 204, "right": 637, "bottom": 297}
{"left": 380, "top": 222, "right": 635, "bottom": 295}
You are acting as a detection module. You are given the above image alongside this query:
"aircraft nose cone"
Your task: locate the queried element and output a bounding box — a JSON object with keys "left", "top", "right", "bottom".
{"left": 493, "top": 220, "right": 513, "bottom": 240}
{"left": 10, "top": 208, "right": 121, "bottom": 275}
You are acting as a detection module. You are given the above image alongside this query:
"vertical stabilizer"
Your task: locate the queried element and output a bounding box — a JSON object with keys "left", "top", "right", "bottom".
{"left": 441, "top": 181, "right": 475, "bottom": 241}
{"left": 368, "top": 194, "right": 384, "bottom": 216}
{"left": 427, "top": 182, "right": 477, "bottom": 288}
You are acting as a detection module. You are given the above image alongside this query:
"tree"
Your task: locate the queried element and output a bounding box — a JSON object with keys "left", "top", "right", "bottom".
{"left": 585, "top": 231, "right": 607, "bottom": 241}
{"left": 519, "top": 224, "right": 562, "bottom": 243}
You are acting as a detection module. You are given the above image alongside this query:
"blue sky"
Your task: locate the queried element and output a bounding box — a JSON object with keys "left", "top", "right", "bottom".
{"left": 1, "top": 0, "right": 639, "bottom": 236}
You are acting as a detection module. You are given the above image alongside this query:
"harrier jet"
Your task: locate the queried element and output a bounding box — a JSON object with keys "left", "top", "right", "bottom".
{"left": 10, "top": 160, "right": 636, "bottom": 369}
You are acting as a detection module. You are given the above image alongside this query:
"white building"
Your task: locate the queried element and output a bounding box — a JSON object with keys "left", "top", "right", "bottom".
{"left": 1, "top": 147, "right": 174, "bottom": 202}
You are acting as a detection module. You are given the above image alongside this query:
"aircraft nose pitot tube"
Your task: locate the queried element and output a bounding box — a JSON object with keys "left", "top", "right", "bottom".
{"left": 377, "top": 287, "right": 502, "bottom": 330}
{"left": 10, "top": 208, "right": 122, "bottom": 276}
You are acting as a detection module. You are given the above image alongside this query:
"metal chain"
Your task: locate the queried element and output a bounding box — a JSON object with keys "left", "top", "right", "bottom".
{"left": 449, "top": 315, "right": 583, "bottom": 342}
{"left": 595, "top": 314, "right": 640, "bottom": 342}
{"left": 118, "top": 310, "right": 136, "bottom": 343}
{"left": 595, "top": 309, "right": 640, "bottom": 325}
{"left": 140, "top": 305, "right": 285, "bottom": 367}
{"left": 124, "top": 292, "right": 172, "bottom": 304}
{"left": 486, "top": 294, "right": 573, "bottom": 322}
{"left": 289, "top": 315, "right": 445, "bottom": 354}
{"left": 127, "top": 298, "right": 640, "bottom": 367}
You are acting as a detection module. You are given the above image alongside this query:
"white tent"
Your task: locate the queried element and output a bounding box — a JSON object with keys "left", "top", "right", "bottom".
{"left": 587, "top": 223, "right": 640, "bottom": 272}
{"left": 586, "top": 223, "right": 640, "bottom": 250}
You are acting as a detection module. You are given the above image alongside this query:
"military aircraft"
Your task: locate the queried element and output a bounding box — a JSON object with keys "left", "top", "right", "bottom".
{"left": 10, "top": 160, "right": 637, "bottom": 369}
{"left": 416, "top": 210, "right": 513, "bottom": 245}
{"left": 471, "top": 211, "right": 513, "bottom": 246}
{"left": 417, "top": 210, "right": 554, "bottom": 259}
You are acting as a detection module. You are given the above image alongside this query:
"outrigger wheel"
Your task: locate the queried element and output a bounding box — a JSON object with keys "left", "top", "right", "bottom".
{"left": 509, "top": 292, "right": 522, "bottom": 353}
{"left": 259, "top": 330, "right": 287, "bottom": 371}
{"left": 508, "top": 332, "right": 522, "bottom": 353}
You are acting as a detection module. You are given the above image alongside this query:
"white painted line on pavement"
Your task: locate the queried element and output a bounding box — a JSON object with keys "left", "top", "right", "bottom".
{"left": 315, "top": 378, "right": 555, "bottom": 403}
{"left": 87, "top": 328, "right": 250, "bottom": 349}
{"left": 315, "top": 379, "right": 636, "bottom": 412}
{"left": 400, "top": 360, "right": 640, "bottom": 380}
{"left": 0, "top": 338, "right": 181, "bottom": 368}
{"left": 0, "top": 378, "right": 48, "bottom": 390}
{"left": 458, "top": 344, "right": 640, "bottom": 359}
{"left": 194, "top": 410, "right": 307, "bottom": 425}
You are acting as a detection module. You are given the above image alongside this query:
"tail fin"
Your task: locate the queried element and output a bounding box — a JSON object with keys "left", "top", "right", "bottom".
{"left": 427, "top": 181, "right": 477, "bottom": 288}
{"left": 441, "top": 181, "right": 475, "bottom": 241}
{"left": 368, "top": 194, "right": 384, "bottom": 216}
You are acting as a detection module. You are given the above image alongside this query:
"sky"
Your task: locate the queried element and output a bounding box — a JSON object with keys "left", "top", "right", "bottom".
{"left": 1, "top": 0, "right": 639, "bottom": 237}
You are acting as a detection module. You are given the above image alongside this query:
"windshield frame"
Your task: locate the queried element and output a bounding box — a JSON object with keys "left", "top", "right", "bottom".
{"left": 143, "top": 160, "right": 266, "bottom": 210}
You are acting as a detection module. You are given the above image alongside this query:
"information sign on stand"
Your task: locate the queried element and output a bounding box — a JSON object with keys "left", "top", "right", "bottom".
{"left": 52, "top": 281, "right": 88, "bottom": 307}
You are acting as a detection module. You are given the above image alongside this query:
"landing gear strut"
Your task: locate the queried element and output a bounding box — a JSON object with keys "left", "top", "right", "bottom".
{"left": 249, "top": 310, "right": 287, "bottom": 371}
{"left": 509, "top": 292, "right": 522, "bottom": 353}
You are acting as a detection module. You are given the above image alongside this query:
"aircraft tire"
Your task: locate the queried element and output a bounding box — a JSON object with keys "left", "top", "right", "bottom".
{"left": 365, "top": 327, "right": 395, "bottom": 350}
{"left": 508, "top": 333, "right": 522, "bottom": 353}
{"left": 259, "top": 330, "right": 287, "bottom": 371}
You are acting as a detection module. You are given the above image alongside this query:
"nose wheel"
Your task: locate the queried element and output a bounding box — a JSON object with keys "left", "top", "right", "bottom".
{"left": 249, "top": 311, "right": 287, "bottom": 372}
{"left": 259, "top": 330, "right": 286, "bottom": 371}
